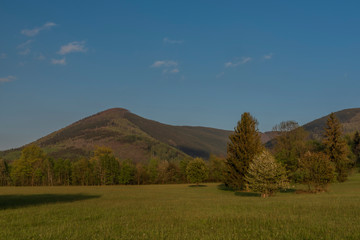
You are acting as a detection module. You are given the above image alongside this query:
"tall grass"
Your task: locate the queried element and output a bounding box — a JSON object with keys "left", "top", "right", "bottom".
{"left": 1, "top": 174, "right": 360, "bottom": 239}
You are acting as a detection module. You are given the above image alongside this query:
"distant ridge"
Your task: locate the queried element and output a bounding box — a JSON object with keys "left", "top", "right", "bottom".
{"left": 303, "top": 108, "right": 360, "bottom": 139}
{"left": 2, "top": 107, "right": 359, "bottom": 162}
{"left": 0, "top": 108, "right": 233, "bottom": 162}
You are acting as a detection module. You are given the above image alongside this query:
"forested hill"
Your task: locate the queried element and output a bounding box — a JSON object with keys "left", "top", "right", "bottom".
{"left": 0, "top": 108, "right": 235, "bottom": 162}
{"left": 6, "top": 108, "right": 359, "bottom": 162}
{"left": 303, "top": 108, "right": 360, "bottom": 139}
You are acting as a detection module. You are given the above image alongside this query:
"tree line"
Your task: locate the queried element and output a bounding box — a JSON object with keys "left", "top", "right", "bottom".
{"left": 225, "top": 112, "right": 360, "bottom": 197}
{"left": 1, "top": 112, "right": 359, "bottom": 192}
{"left": 0, "top": 146, "right": 225, "bottom": 186}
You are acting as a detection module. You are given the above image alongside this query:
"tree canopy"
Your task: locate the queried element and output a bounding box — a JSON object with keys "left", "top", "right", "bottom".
{"left": 225, "top": 112, "right": 263, "bottom": 190}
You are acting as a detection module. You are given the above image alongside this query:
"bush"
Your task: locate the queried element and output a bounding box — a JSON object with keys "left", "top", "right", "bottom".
{"left": 186, "top": 158, "right": 208, "bottom": 185}
{"left": 296, "top": 151, "right": 335, "bottom": 192}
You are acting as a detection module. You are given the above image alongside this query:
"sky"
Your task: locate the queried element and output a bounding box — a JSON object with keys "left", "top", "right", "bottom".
{"left": 1, "top": 1, "right": 360, "bottom": 150}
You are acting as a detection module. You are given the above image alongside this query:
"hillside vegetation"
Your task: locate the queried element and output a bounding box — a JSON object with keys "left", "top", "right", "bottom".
{"left": 1, "top": 108, "right": 360, "bottom": 162}
{"left": 304, "top": 108, "right": 360, "bottom": 139}
{"left": 1, "top": 108, "right": 232, "bottom": 162}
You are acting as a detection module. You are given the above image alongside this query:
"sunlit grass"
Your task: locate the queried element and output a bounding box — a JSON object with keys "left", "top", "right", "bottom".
{"left": 1, "top": 174, "right": 360, "bottom": 239}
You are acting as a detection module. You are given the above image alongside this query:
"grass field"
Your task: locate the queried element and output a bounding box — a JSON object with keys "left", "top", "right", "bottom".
{"left": 1, "top": 174, "right": 360, "bottom": 240}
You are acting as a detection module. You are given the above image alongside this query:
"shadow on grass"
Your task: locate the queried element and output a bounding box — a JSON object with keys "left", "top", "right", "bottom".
{"left": 280, "top": 188, "right": 296, "bottom": 193}
{"left": 217, "top": 184, "right": 234, "bottom": 191}
{"left": 0, "top": 194, "right": 100, "bottom": 210}
{"left": 188, "top": 184, "right": 207, "bottom": 187}
{"left": 217, "top": 184, "right": 261, "bottom": 197}
{"left": 235, "top": 192, "right": 261, "bottom": 197}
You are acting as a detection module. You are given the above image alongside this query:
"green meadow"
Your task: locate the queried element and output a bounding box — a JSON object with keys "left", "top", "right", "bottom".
{"left": 1, "top": 174, "right": 360, "bottom": 240}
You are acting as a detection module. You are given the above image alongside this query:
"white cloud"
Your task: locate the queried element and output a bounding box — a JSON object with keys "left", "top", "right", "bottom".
{"left": 163, "top": 37, "right": 183, "bottom": 44}
{"left": 151, "top": 60, "right": 179, "bottom": 74}
{"left": 0, "top": 53, "right": 7, "bottom": 59}
{"left": 21, "top": 22, "right": 56, "bottom": 37}
{"left": 263, "top": 53, "right": 273, "bottom": 60}
{"left": 0, "top": 75, "right": 16, "bottom": 83}
{"left": 225, "top": 57, "right": 252, "bottom": 68}
{"left": 34, "top": 53, "right": 45, "bottom": 60}
{"left": 151, "top": 60, "right": 178, "bottom": 68}
{"left": 17, "top": 40, "right": 33, "bottom": 55}
{"left": 170, "top": 68, "right": 179, "bottom": 73}
{"left": 18, "top": 48, "right": 31, "bottom": 55}
{"left": 216, "top": 72, "right": 225, "bottom": 78}
{"left": 58, "top": 41, "right": 87, "bottom": 55}
{"left": 163, "top": 68, "right": 180, "bottom": 74}
{"left": 17, "top": 39, "right": 33, "bottom": 49}
{"left": 51, "top": 57, "right": 66, "bottom": 65}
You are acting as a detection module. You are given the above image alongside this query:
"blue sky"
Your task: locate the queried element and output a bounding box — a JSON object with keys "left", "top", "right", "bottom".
{"left": 1, "top": 1, "right": 360, "bottom": 150}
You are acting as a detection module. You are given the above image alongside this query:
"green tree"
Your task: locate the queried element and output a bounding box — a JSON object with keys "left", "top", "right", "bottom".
{"left": 147, "top": 158, "right": 159, "bottom": 184}
{"left": 245, "top": 151, "right": 288, "bottom": 198}
{"left": 135, "top": 163, "right": 148, "bottom": 185}
{"left": 0, "top": 159, "right": 10, "bottom": 186}
{"left": 91, "top": 147, "right": 120, "bottom": 185}
{"left": 119, "top": 159, "right": 135, "bottom": 185}
{"left": 352, "top": 131, "right": 360, "bottom": 165}
{"left": 208, "top": 154, "right": 226, "bottom": 182}
{"left": 53, "top": 159, "right": 72, "bottom": 185}
{"left": 272, "top": 121, "right": 308, "bottom": 175}
{"left": 72, "top": 158, "right": 94, "bottom": 185}
{"left": 296, "top": 152, "right": 335, "bottom": 192}
{"left": 164, "top": 162, "right": 181, "bottom": 183}
{"left": 186, "top": 158, "right": 208, "bottom": 185}
{"left": 323, "top": 113, "right": 349, "bottom": 182}
{"left": 179, "top": 157, "right": 191, "bottom": 182}
{"left": 225, "top": 112, "right": 263, "bottom": 190}
{"left": 10, "top": 145, "right": 47, "bottom": 186}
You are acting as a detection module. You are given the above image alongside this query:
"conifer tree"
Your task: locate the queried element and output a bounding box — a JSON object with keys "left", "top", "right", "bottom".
{"left": 245, "top": 151, "right": 288, "bottom": 197}
{"left": 323, "top": 113, "right": 349, "bottom": 182}
{"left": 225, "top": 112, "right": 263, "bottom": 190}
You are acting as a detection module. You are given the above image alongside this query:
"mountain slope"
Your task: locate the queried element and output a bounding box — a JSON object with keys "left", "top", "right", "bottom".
{"left": 303, "top": 108, "right": 360, "bottom": 139}
{"left": 123, "top": 112, "right": 232, "bottom": 158}
{"left": 0, "top": 108, "right": 235, "bottom": 162}
{"left": 5, "top": 107, "right": 357, "bottom": 162}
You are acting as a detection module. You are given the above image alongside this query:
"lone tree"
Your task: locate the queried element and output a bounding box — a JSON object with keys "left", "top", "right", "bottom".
{"left": 245, "top": 151, "right": 288, "bottom": 198}
{"left": 186, "top": 158, "right": 208, "bottom": 185}
{"left": 225, "top": 112, "right": 263, "bottom": 190}
{"left": 323, "top": 113, "right": 349, "bottom": 182}
{"left": 297, "top": 151, "right": 335, "bottom": 192}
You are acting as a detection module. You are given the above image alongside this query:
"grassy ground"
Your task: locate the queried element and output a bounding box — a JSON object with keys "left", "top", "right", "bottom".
{"left": 1, "top": 174, "right": 360, "bottom": 239}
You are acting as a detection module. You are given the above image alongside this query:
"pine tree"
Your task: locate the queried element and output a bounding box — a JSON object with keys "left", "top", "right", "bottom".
{"left": 245, "top": 151, "right": 288, "bottom": 197}
{"left": 323, "top": 113, "right": 349, "bottom": 182}
{"left": 225, "top": 112, "right": 263, "bottom": 190}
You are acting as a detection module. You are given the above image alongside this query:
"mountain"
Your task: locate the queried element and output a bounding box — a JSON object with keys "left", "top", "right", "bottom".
{"left": 0, "top": 108, "right": 233, "bottom": 162}
{"left": 4, "top": 108, "right": 357, "bottom": 163}
{"left": 303, "top": 108, "right": 360, "bottom": 139}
